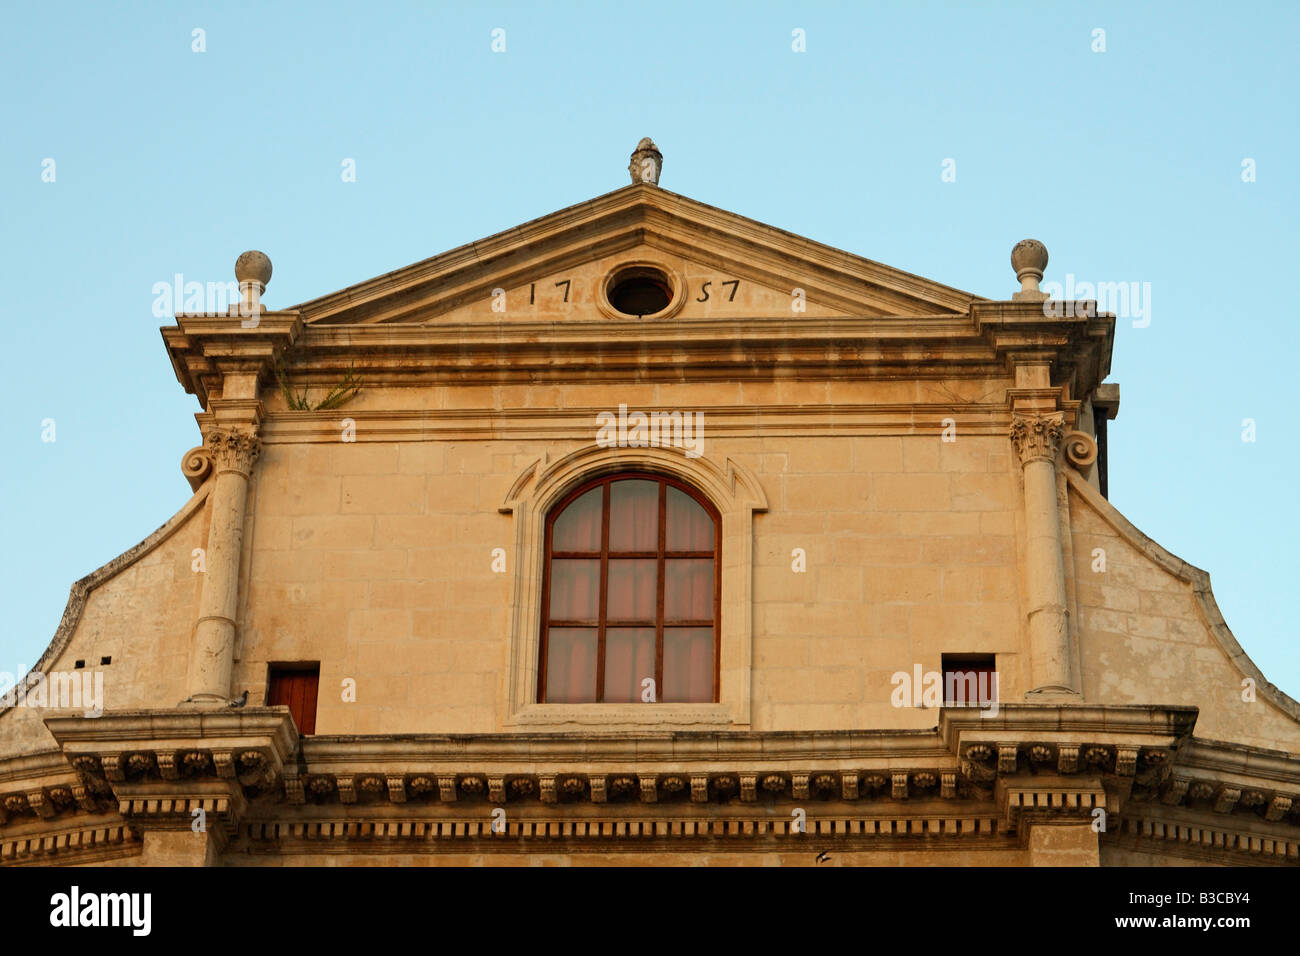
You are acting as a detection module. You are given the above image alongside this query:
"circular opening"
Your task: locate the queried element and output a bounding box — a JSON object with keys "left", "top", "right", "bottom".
{"left": 607, "top": 268, "right": 672, "bottom": 317}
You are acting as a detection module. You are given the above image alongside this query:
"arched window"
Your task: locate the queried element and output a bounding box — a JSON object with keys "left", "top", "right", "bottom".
{"left": 540, "top": 473, "right": 719, "bottom": 703}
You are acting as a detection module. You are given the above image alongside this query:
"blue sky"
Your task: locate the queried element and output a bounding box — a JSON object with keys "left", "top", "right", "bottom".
{"left": 2, "top": 1, "right": 1296, "bottom": 698}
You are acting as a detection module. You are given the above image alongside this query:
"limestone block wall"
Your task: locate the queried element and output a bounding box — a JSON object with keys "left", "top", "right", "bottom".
{"left": 236, "top": 374, "right": 1031, "bottom": 735}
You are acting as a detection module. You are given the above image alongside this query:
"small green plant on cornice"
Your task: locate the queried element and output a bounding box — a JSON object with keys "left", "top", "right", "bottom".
{"left": 275, "top": 359, "right": 363, "bottom": 411}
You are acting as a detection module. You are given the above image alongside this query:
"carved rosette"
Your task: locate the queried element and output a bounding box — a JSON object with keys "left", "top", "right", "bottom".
{"left": 204, "top": 428, "right": 262, "bottom": 478}
{"left": 1009, "top": 414, "right": 1065, "bottom": 466}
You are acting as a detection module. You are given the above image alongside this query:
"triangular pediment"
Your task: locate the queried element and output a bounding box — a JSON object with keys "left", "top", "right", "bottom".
{"left": 291, "top": 184, "right": 981, "bottom": 325}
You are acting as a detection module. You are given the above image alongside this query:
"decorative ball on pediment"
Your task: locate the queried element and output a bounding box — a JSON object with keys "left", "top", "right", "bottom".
{"left": 1011, "top": 239, "right": 1048, "bottom": 278}
{"left": 235, "top": 250, "right": 273, "bottom": 286}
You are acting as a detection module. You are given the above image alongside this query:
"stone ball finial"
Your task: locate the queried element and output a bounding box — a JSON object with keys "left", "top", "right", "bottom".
{"left": 235, "top": 250, "right": 273, "bottom": 287}
{"left": 1011, "top": 239, "right": 1048, "bottom": 301}
{"left": 629, "top": 138, "right": 663, "bottom": 185}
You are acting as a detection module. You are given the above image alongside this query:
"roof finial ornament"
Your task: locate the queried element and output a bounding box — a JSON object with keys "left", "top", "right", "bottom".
{"left": 629, "top": 137, "right": 662, "bottom": 185}
{"left": 234, "top": 250, "right": 272, "bottom": 320}
{"left": 1010, "top": 239, "right": 1048, "bottom": 301}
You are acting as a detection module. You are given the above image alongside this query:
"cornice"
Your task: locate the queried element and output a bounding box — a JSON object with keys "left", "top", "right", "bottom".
{"left": 1107, "top": 811, "right": 1298, "bottom": 865}
{"left": 4, "top": 707, "right": 1300, "bottom": 863}
{"left": 44, "top": 709, "right": 298, "bottom": 755}
{"left": 161, "top": 312, "right": 303, "bottom": 407}
{"left": 204, "top": 307, "right": 1112, "bottom": 406}
{"left": 256, "top": 405, "right": 1013, "bottom": 444}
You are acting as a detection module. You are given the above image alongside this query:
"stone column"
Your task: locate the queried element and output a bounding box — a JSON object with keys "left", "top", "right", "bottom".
{"left": 1010, "top": 413, "right": 1078, "bottom": 698}
{"left": 184, "top": 427, "right": 260, "bottom": 704}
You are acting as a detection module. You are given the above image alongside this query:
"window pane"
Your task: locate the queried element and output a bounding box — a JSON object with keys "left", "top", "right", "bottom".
{"left": 545, "top": 628, "right": 597, "bottom": 702}
{"left": 603, "top": 627, "right": 656, "bottom": 703}
{"left": 663, "top": 627, "right": 713, "bottom": 703}
{"left": 664, "top": 558, "right": 713, "bottom": 621}
{"left": 606, "top": 558, "right": 657, "bottom": 621}
{"left": 549, "top": 559, "right": 600, "bottom": 621}
{"left": 609, "top": 479, "right": 658, "bottom": 551}
{"left": 552, "top": 486, "right": 602, "bottom": 552}
{"left": 666, "top": 486, "right": 713, "bottom": 551}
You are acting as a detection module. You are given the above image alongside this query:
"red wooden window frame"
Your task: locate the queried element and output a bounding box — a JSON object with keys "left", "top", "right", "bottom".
{"left": 267, "top": 664, "right": 320, "bottom": 735}
{"left": 538, "top": 472, "right": 721, "bottom": 703}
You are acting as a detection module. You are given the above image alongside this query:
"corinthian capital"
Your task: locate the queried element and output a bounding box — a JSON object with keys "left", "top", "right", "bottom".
{"left": 1010, "top": 414, "right": 1065, "bottom": 465}
{"left": 205, "top": 428, "right": 262, "bottom": 476}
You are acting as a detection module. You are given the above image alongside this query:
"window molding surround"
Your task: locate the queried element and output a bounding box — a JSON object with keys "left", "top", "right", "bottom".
{"left": 499, "top": 443, "right": 767, "bottom": 730}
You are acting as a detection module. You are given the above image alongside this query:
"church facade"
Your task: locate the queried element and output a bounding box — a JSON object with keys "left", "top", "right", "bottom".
{"left": 2, "top": 141, "right": 1297, "bottom": 866}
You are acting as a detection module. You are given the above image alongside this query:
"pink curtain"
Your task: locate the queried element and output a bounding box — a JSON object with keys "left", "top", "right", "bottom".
{"left": 666, "top": 487, "right": 713, "bottom": 551}
{"left": 603, "top": 627, "right": 655, "bottom": 702}
{"left": 609, "top": 480, "right": 658, "bottom": 551}
{"left": 546, "top": 628, "right": 596, "bottom": 702}
{"left": 552, "top": 487, "right": 602, "bottom": 552}
{"left": 549, "top": 559, "right": 599, "bottom": 620}
{"left": 606, "top": 559, "right": 656, "bottom": 621}
{"left": 664, "top": 627, "right": 712, "bottom": 702}
{"left": 547, "top": 478, "right": 717, "bottom": 703}
{"left": 664, "top": 559, "right": 713, "bottom": 621}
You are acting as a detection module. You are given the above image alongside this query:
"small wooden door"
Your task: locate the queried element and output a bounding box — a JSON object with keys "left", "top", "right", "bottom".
{"left": 267, "top": 666, "right": 320, "bottom": 735}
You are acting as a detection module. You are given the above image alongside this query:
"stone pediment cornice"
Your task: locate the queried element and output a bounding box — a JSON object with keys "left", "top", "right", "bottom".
{"left": 235, "top": 306, "right": 1112, "bottom": 399}
{"left": 289, "top": 184, "right": 982, "bottom": 325}
{"left": 161, "top": 312, "right": 303, "bottom": 407}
